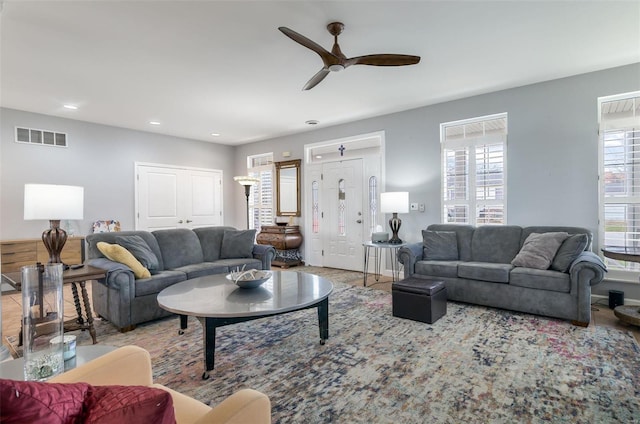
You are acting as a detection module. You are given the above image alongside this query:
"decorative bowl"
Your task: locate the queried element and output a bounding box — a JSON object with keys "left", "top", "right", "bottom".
{"left": 226, "top": 270, "right": 272, "bottom": 289}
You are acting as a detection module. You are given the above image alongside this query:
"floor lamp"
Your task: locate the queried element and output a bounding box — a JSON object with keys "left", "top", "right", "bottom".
{"left": 380, "top": 192, "right": 409, "bottom": 244}
{"left": 233, "top": 176, "right": 260, "bottom": 229}
{"left": 24, "top": 184, "right": 84, "bottom": 265}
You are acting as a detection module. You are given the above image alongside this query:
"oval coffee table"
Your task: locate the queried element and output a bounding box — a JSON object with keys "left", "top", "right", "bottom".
{"left": 157, "top": 270, "right": 333, "bottom": 379}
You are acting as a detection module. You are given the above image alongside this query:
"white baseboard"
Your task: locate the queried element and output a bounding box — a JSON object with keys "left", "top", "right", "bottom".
{"left": 591, "top": 294, "right": 640, "bottom": 306}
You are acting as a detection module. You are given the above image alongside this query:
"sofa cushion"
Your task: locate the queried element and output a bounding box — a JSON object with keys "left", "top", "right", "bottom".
{"left": 153, "top": 229, "right": 204, "bottom": 269}
{"left": 415, "top": 260, "right": 459, "bottom": 278}
{"left": 85, "top": 385, "right": 175, "bottom": 424}
{"left": 458, "top": 262, "right": 512, "bottom": 283}
{"left": 470, "top": 225, "right": 522, "bottom": 263}
{"left": 115, "top": 235, "right": 160, "bottom": 273}
{"left": 172, "top": 262, "right": 230, "bottom": 279}
{"left": 220, "top": 229, "right": 256, "bottom": 259}
{"left": 427, "top": 224, "right": 475, "bottom": 261}
{"left": 193, "top": 226, "right": 236, "bottom": 262}
{"left": 550, "top": 233, "right": 589, "bottom": 272}
{"left": 510, "top": 267, "right": 571, "bottom": 293}
{"left": 0, "top": 378, "right": 90, "bottom": 424}
{"left": 134, "top": 270, "right": 187, "bottom": 297}
{"left": 216, "top": 258, "right": 263, "bottom": 271}
{"left": 422, "top": 230, "right": 458, "bottom": 260}
{"left": 86, "top": 231, "right": 165, "bottom": 271}
{"left": 511, "top": 232, "right": 569, "bottom": 270}
{"left": 97, "top": 242, "right": 151, "bottom": 279}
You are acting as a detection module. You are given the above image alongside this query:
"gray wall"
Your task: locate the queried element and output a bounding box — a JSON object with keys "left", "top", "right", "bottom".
{"left": 0, "top": 108, "right": 236, "bottom": 239}
{"left": 237, "top": 63, "right": 640, "bottom": 301}
{"left": 2, "top": 64, "right": 639, "bottom": 300}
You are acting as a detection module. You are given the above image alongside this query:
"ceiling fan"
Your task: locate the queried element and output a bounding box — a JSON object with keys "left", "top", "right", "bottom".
{"left": 278, "top": 22, "right": 421, "bottom": 90}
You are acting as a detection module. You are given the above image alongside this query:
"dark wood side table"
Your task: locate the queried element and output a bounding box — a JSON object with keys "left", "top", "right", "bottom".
{"left": 601, "top": 247, "right": 640, "bottom": 327}
{"left": 1, "top": 265, "right": 106, "bottom": 344}
{"left": 257, "top": 225, "right": 303, "bottom": 268}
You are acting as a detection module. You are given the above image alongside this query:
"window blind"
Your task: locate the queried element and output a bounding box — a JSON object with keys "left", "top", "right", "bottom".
{"left": 441, "top": 114, "right": 507, "bottom": 225}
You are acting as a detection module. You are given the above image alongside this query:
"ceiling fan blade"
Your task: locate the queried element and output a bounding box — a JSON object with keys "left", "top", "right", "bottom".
{"left": 303, "top": 68, "right": 330, "bottom": 90}
{"left": 347, "top": 54, "right": 421, "bottom": 67}
{"left": 278, "top": 27, "right": 338, "bottom": 66}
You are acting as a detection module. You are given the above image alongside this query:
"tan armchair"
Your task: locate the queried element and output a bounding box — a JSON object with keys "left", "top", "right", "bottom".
{"left": 49, "top": 345, "right": 271, "bottom": 424}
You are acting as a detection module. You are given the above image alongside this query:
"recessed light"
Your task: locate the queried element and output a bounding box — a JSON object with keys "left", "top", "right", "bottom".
{"left": 316, "top": 155, "right": 322, "bottom": 159}
{"left": 210, "top": 133, "right": 220, "bottom": 137}
{"left": 305, "top": 120, "right": 319, "bottom": 125}
{"left": 149, "top": 121, "right": 161, "bottom": 125}
{"left": 63, "top": 104, "right": 78, "bottom": 110}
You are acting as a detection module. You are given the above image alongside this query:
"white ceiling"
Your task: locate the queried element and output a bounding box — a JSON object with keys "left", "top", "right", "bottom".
{"left": 1, "top": 1, "right": 639, "bottom": 146}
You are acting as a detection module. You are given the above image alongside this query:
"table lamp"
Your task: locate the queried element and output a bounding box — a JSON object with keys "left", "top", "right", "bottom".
{"left": 233, "top": 176, "right": 260, "bottom": 229}
{"left": 380, "top": 192, "right": 409, "bottom": 244}
{"left": 24, "top": 184, "right": 84, "bottom": 264}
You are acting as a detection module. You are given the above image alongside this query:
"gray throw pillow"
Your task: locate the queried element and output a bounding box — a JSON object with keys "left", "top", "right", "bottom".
{"left": 550, "top": 233, "right": 589, "bottom": 272}
{"left": 511, "top": 232, "right": 569, "bottom": 270}
{"left": 220, "top": 229, "right": 256, "bottom": 259}
{"left": 115, "top": 235, "right": 160, "bottom": 273}
{"left": 422, "top": 230, "right": 459, "bottom": 261}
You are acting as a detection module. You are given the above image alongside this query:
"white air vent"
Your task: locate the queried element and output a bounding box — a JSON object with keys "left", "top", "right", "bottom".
{"left": 15, "top": 127, "right": 67, "bottom": 147}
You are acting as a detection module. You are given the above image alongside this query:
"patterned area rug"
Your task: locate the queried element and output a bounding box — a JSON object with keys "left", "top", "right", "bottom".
{"left": 79, "top": 267, "right": 640, "bottom": 423}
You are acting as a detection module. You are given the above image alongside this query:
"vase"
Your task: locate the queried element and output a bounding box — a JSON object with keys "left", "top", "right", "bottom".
{"left": 21, "top": 263, "right": 64, "bottom": 381}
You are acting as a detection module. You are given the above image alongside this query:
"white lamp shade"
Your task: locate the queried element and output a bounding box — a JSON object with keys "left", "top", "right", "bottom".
{"left": 233, "top": 176, "right": 260, "bottom": 186}
{"left": 24, "top": 184, "right": 84, "bottom": 220}
{"left": 380, "top": 192, "right": 409, "bottom": 214}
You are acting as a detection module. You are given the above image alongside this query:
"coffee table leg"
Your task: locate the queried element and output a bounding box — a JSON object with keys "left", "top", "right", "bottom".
{"left": 178, "top": 315, "right": 188, "bottom": 335}
{"left": 200, "top": 317, "right": 216, "bottom": 380}
{"left": 318, "top": 298, "right": 329, "bottom": 345}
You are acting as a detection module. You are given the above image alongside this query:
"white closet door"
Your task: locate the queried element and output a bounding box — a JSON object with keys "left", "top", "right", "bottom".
{"left": 136, "top": 164, "right": 222, "bottom": 231}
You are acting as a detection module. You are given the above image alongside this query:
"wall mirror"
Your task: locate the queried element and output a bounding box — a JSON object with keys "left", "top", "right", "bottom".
{"left": 275, "top": 159, "right": 301, "bottom": 217}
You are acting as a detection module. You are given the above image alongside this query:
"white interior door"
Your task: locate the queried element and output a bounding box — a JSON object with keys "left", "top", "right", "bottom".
{"left": 321, "top": 159, "right": 364, "bottom": 270}
{"left": 136, "top": 164, "right": 222, "bottom": 231}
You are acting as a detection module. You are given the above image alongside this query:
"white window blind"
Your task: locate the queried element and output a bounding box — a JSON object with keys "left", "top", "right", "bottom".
{"left": 441, "top": 113, "right": 507, "bottom": 225}
{"left": 599, "top": 92, "right": 640, "bottom": 275}
{"left": 247, "top": 153, "right": 274, "bottom": 230}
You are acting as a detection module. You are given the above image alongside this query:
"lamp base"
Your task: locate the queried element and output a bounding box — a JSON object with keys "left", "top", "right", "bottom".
{"left": 42, "top": 220, "right": 67, "bottom": 264}
{"left": 388, "top": 213, "right": 403, "bottom": 244}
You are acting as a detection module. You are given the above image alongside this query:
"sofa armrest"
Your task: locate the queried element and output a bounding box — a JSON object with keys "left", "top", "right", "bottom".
{"left": 194, "top": 389, "right": 271, "bottom": 424}
{"left": 398, "top": 242, "right": 423, "bottom": 278}
{"left": 252, "top": 244, "right": 276, "bottom": 270}
{"left": 49, "top": 346, "right": 153, "bottom": 386}
{"left": 87, "top": 257, "right": 135, "bottom": 289}
{"left": 569, "top": 251, "right": 607, "bottom": 286}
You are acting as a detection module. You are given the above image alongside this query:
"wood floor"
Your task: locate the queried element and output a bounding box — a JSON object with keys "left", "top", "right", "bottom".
{"left": 2, "top": 276, "right": 638, "bottom": 357}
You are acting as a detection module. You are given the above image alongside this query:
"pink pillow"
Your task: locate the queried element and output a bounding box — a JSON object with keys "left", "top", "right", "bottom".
{"left": 84, "top": 385, "right": 175, "bottom": 424}
{"left": 0, "top": 378, "right": 89, "bottom": 424}
{"left": 0, "top": 379, "right": 176, "bottom": 424}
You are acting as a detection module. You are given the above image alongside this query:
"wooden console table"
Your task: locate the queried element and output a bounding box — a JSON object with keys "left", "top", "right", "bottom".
{"left": 257, "top": 225, "right": 303, "bottom": 268}
{"left": 1, "top": 237, "right": 85, "bottom": 273}
{"left": 1, "top": 265, "right": 106, "bottom": 345}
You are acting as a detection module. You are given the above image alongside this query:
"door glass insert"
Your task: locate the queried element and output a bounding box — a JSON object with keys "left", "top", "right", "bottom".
{"left": 338, "top": 179, "right": 346, "bottom": 236}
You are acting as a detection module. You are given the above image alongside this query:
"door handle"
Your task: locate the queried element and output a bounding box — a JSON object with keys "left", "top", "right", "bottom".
{"left": 178, "top": 220, "right": 184, "bottom": 224}
{"left": 356, "top": 219, "right": 362, "bottom": 224}
{"left": 186, "top": 219, "right": 193, "bottom": 223}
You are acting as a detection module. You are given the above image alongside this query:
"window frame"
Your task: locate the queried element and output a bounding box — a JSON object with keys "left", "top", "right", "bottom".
{"left": 246, "top": 153, "right": 274, "bottom": 231}
{"left": 598, "top": 91, "right": 640, "bottom": 282}
{"left": 440, "top": 113, "right": 508, "bottom": 226}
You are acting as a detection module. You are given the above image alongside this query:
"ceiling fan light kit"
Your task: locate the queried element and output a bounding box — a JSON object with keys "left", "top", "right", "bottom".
{"left": 278, "top": 22, "right": 420, "bottom": 90}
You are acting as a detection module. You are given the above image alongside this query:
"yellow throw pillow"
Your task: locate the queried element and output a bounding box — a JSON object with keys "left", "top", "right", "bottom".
{"left": 96, "top": 241, "right": 151, "bottom": 279}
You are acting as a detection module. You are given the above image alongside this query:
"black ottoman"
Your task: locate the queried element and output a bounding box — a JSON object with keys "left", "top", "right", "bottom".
{"left": 392, "top": 277, "right": 447, "bottom": 324}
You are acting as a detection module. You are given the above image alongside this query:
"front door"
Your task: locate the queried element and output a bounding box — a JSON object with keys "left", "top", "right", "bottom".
{"left": 321, "top": 159, "right": 364, "bottom": 270}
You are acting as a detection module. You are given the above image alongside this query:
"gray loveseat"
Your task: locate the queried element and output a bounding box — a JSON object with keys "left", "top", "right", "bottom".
{"left": 398, "top": 224, "right": 607, "bottom": 326}
{"left": 86, "top": 226, "right": 276, "bottom": 331}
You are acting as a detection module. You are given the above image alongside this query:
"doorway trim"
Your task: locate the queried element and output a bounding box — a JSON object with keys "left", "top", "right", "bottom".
{"left": 303, "top": 131, "right": 386, "bottom": 268}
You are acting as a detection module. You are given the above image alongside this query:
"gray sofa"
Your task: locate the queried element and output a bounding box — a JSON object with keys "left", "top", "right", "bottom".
{"left": 86, "top": 226, "right": 276, "bottom": 331}
{"left": 398, "top": 224, "right": 607, "bottom": 326}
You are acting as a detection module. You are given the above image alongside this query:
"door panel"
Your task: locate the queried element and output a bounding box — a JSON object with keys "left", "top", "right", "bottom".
{"left": 322, "top": 159, "right": 364, "bottom": 271}
{"left": 136, "top": 164, "right": 223, "bottom": 231}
